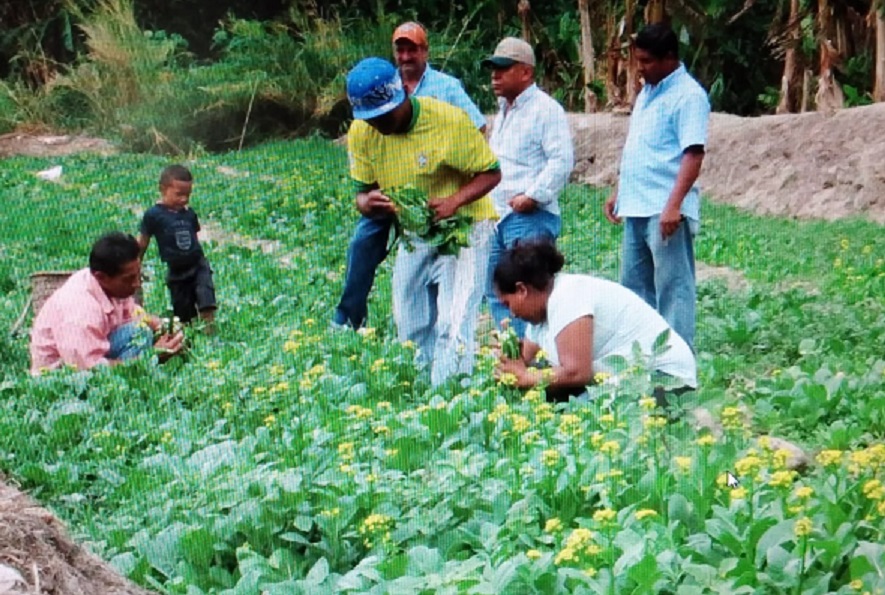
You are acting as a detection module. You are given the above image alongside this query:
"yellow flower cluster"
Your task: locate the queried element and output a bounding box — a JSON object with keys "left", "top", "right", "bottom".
{"left": 559, "top": 414, "right": 583, "bottom": 437}
{"left": 593, "top": 372, "right": 612, "bottom": 384}
{"left": 346, "top": 404, "right": 373, "bottom": 420}
{"left": 534, "top": 402, "right": 555, "bottom": 422}
{"left": 555, "top": 528, "right": 601, "bottom": 565}
{"left": 269, "top": 381, "right": 289, "bottom": 394}
{"left": 734, "top": 453, "right": 764, "bottom": 479}
{"left": 541, "top": 449, "right": 561, "bottom": 467}
{"left": 526, "top": 549, "right": 542, "bottom": 560}
{"left": 696, "top": 434, "right": 716, "bottom": 447}
{"left": 768, "top": 470, "right": 797, "bottom": 489}
{"left": 862, "top": 479, "right": 885, "bottom": 501}
{"left": 598, "top": 413, "right": 616, "bottom": 426}
{"left": 794, "top": 486, "right": 814, "bottom": 500}
{"left": 635, "top": 509, "right": 657, "bottom": 520}
{"left": 338, "top": 442, "right": 355, "bottom": 461}
{"left": 643, "top": 415, "right": 668, "bottom": 430}
{"left": 593, "top": 508, "right": 617, "bottom": 524}
{"left": 522, "top": 389, "right": 542, "bottom": 404}
{"left": 359, "top": 513, "right": 393, "bottom": 548}
{"left": 545, "top": 518, "right": 563, "bottom": 533}
{"left": 357, "top": 327, "right": 377, "bottom": 340}
{"left": 498, "top": 372, "right": 519, "bottom": 387}
{"left": 639, "top": 396, "right": 657, "bottom": 410}
{"left": 721, "top": 406, "right": 744, "bottom": 430}
{"left": 510, "top": 413, "right": 531, "bottom": 434}
{"left": 793, "top": 516, "right": 813, "bottom": 537}
{"left": 599, "top": 441, "right": 621, "bottom": 456}
{"left": 848, "top": 444, "right": 885, "bottom": 475}
{"left": 816, "top": 449, "right": 843, "bottom": 467}
{"left": 674, "top": 456, "right": 692, "bottom": 473}
{"left": 730, "top": 486, "right": 749, "bottom": 501}
{"left": 319, "top": 507, "right": 340, "bottom": 518}
{"left": 488, "top": 402, "right": 510, "bottom": 423}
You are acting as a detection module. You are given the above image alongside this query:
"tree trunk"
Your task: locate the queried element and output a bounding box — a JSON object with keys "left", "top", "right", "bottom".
{"left": 578, "top": 0, "right": 597, "bottom": 112}
{"left": 875, "top": 1, "right": 885, "bottom": 102}
{"left": 644, "top": 0, "right": 667, "bottom": 25}
{"left": 801, "top": 68, "right": 813, "bottom": 112}
{"left": 605, "top": 13, "right": 623, "bottom": 108}
{"left": 815, "top": 0, "right": 844, "bottom": 112}
{"left": 518, "top": 0, "right": 531, "bottom": 41}
{"left": 625, "top": 0, "right": 640, "bottom": 107}
{"left": 777, "top": 0, "right": 800, "bottom": 113}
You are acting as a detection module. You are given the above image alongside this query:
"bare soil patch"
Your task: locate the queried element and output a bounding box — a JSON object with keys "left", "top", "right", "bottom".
{"left": 0, "top": 477, "right": 153, "bottom": 595}
{"left": 0, "top": 133, "right": 116, "bottom": 159}
{"left": 570, "top": 102, "right": 885, "bottom": 223}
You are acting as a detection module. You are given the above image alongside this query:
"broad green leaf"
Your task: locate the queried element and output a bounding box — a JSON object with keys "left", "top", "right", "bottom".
{"left": 305, "top": 557, "right": 329, "bottom": 585}
{"left": 754, "top": 520, "right": 796, "bottom": 567}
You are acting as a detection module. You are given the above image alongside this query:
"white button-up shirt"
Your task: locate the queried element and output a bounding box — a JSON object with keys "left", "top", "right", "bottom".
{"left": 489, "top": 84, "right": 574, "bottom": 217}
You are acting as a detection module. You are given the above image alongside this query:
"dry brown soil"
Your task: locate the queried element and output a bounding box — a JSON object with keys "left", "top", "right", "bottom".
{"left": 571, "top": 102, "right": 885, "bottom": 222}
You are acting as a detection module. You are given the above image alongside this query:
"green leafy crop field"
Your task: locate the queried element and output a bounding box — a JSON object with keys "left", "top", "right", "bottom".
{"left": 1, "top": 140, "right": 884, "bottom": 594}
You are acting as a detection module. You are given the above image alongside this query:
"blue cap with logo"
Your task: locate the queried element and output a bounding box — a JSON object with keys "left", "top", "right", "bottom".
{"left": 346, "top": 57, "right": 406, "bottom": 120}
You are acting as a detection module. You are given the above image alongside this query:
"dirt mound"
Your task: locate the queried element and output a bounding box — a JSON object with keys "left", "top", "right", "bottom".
{"left": 0, "top": 133, "right": 116, "bottom": 159}
{"left": 0, "top": 478, "right": 153, "bottom": 595}
{"left": 570, "top": 102, "right": 885, "bottom": 223}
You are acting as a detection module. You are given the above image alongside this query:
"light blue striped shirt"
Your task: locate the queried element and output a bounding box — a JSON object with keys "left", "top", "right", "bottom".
{"left": 488, "top": 84, "right": 574, "bottom": 217}
{"left": 616, "top": 64, "right": 710, "bottom": 221}
{"left": 413, "top": 66, "right": 486, "bottom": 130}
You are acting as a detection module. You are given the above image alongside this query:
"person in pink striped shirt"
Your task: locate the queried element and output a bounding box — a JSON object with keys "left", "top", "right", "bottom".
{"left": 29, "top": 232, "right": 184, "bottom": 375}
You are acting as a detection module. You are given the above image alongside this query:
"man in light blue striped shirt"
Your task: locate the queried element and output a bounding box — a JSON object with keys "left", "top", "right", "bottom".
{"left": 604, "top": 24, "right": 710, "bottom": 352}
{"left": 482, "top": 37, "right": 574, "bottom": 337}
{"left": 332, "top": 22, "right": 486, "bottom": 329}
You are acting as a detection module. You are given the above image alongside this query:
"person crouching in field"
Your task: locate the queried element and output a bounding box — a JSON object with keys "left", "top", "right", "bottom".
{"left": 29, "top": 232, "right": 185, "bottom": 375}
{"left": 138, "top": 164, "right": 217, "bottom": 333}
{"left": 493, "top": 240, "right": 697, "bottom": 404}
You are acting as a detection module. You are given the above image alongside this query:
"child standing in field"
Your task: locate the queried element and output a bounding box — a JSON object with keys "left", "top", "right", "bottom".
{"left": 138, "top": 164, "right": 217, "bottom": 332}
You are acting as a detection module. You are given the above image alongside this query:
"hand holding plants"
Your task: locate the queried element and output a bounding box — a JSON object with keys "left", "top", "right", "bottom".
{"left": 154, "top": 331, "right": 185, "bottom": 362}
{"left": 357, "top": 189, "right": 396, "bottom": 218}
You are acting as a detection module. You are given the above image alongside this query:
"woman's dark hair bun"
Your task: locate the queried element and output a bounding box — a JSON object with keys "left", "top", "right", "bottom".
{"left": 493, "top": 238, "right": 564, "bottom": 293}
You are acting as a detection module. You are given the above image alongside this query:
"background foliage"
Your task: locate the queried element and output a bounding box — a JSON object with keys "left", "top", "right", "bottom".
{"left": 0, "top": 0, "right": 879, "bottom": 151}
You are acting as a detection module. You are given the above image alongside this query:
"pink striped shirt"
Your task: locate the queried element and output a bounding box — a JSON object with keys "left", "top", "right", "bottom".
{"left": 29, "top": 268, "right": 137, "bottom": 375}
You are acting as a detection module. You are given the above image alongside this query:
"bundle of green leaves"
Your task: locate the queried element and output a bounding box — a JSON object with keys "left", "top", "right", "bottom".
{"left": 388, "top": 185, "right": 473, "bottom": 256}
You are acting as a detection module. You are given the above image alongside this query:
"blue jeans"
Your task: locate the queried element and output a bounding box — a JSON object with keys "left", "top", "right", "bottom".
{"left": 486, "top": 210, "right": 561, "bottom": 337}
{"left": 334, "top": 215, "right": 393, "bottom": 328}
{"left": 107, "top": 323, "right": 153, "bottom": 361}
{"left": 621, "top": 215, "right": 697, "bottom": 351}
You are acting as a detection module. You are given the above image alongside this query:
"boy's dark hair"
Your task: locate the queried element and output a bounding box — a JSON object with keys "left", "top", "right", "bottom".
{"left": 89, "top": 232, "right": 140, "bottom": 276}
{"left": 159, "top": 164, "right": 193, "bottom": 187}
{"left": 635, "top": 24, "right": 679, "bottom": 60}
{"left": 493, "top": 239, "right": 565, "bottom": 294}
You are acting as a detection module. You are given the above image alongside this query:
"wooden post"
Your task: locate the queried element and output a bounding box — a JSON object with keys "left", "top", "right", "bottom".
{"left": 578, "top": 0, "right": 598, "bottom": 112}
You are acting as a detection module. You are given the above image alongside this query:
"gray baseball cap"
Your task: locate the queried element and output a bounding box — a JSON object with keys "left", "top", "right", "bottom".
{"left": 481, "top": 37, "right": 536, "bottom": 68}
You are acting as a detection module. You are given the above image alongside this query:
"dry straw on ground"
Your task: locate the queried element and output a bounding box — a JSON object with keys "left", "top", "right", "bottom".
{"left": 0, "top": 477, "right": 154, "bottom": 595}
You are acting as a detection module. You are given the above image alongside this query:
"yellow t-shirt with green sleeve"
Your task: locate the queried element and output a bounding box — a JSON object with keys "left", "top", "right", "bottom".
{"left": 348, "top": 96, "right": 499, "bottom": 221}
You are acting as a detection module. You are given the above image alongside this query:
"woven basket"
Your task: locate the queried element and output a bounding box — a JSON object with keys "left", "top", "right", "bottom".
{"left": 30, "top": 271, "right": 75, "bottom": 316}
{"left": 30, "top": 270, "right": 144, "bottom": 316}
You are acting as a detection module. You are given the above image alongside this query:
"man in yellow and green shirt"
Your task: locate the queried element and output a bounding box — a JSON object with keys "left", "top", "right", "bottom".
{"left": 345, "top": 57, "right": 501, "bottom": 385}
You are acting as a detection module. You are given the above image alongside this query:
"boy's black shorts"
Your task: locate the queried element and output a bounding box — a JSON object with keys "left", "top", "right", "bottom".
{"left": 166, "top": 257, "right": 216, "bottom": 323}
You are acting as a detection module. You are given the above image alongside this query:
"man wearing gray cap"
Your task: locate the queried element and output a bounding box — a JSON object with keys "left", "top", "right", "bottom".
{"left": 482, "top": 37, "right": 574, "bottom": 338}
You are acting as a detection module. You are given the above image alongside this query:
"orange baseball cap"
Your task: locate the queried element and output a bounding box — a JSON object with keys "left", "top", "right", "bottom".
{"left": 392, "top": 22, "right": 428, "bottom": 47}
